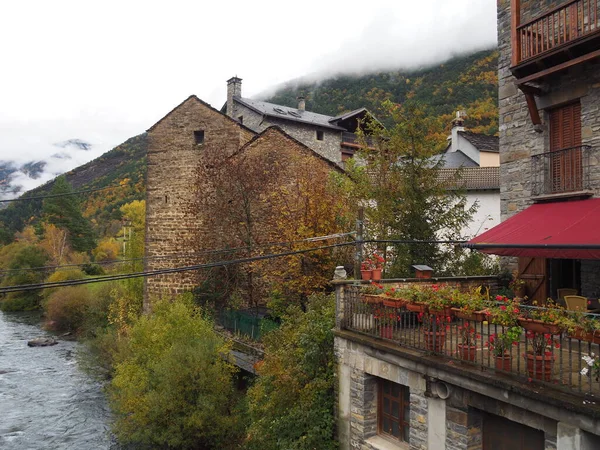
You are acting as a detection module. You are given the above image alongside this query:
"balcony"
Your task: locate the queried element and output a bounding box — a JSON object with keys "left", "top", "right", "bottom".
{"left": 339, "top": 284, "right": 600, "bottom": 399}
{"left": 511, "top": 0, "right": 600, "bottom": 84}
{"left": 531, "top": 145, "right": 593, "bottom": 199}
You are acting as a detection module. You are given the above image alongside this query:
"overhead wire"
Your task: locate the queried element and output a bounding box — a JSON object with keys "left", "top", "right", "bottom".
{"left": 0, "top": 183, "right": 131, "bottom": 203}
{"left": 0, "top": 241, "right": 355, "bottom": 293}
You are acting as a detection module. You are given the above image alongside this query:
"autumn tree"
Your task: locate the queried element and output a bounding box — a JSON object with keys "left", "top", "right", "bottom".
{"left": 340, "top": 100, "right": 476, "bottom": 276}
{"left": 43, "top": 176, "right": 96, "bottom": 253}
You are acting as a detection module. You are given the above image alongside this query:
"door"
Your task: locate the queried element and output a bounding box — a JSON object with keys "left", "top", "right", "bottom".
{"left": 549, "top": 102, "right": 582, "bottom": 193}
{"left": 483, "top": 413, "right": 544, "bottom": 450}
{"left": 518, "top": 257, "right": 547, "bottom": 304}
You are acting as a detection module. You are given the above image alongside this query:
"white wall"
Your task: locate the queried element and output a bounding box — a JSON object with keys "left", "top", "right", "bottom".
{"left": 464, "top": 190, "right": 501, "bottom": 239}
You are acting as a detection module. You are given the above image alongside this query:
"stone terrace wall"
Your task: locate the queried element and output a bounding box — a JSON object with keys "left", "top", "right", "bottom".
{"left": 144, "top": 97, "right": 254, "bottom": 309}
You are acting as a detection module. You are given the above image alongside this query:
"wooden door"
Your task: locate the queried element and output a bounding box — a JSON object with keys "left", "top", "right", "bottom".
{"left": 549, "top": 102, "right": 582, "bottom": 193}
{"left": 518, "top": 257, "right": 547, "bottom": 304}
{"left": 483, "top": 413, "right": 544, "bottom": 450}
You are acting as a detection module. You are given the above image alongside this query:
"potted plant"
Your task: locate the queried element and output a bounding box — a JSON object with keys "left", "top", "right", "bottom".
{"left": 518, "top": 300, "right": 566, "bottom": 335}
{"left": 569, "top": 313, "right": 600, "bottom": 344}
{"left": 524, "top": 331, "right": 558, "bottom": 382}
{"left": 404, "top": 285, "right": 429, "bottom": 313}
{"left": 509, "top": 276, "right": 527, "bottom": 298}
{"left": 382, "top": 286, "right": 409, "bottom": 308}
{"left": 418, "top": 311, "right": 450, "bottom": 352}
{"left": 361, "top": 282, "right": 384, "bottom": 305}
{"left": 361, "top": 259, "right": 373, "bottom": 280}
{"left": 371, "top": 252, "right": 385, "bottom": 281}
{"left": 488, "top": 296, "right": 521, "bottom": 327}
{"left": 374, "top": 308, "right": 398, "bottom": 339}
{"left": 426, "top": 284, "right": 455, "bottom": 318}
{"left": 581, "top": 353, "right": 600, "bottom": 381}
{"left": 486, "top": 326, "right": 521, "bottom": 371}
{"left": 451, "top": 290, "right": 489, "bottom": 322}
{"left": 457, "top": 321, "right": 480, "bottom": 362}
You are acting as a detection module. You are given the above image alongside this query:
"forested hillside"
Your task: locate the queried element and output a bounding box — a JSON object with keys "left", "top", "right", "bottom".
{"left": 264, "top": 49, "right": 498, "bottom": 135}
{"left": 0, "top": 134, "right": 146, "bottom": 242}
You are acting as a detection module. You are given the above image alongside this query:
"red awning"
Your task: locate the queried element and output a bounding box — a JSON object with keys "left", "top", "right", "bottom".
{"left": 466, "top": 199, "right": 600, "bottom": 259}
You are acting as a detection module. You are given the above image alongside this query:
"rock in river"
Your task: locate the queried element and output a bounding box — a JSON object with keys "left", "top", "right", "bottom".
{"left": 27, "top": 337, "right": 58, "bottom": 347}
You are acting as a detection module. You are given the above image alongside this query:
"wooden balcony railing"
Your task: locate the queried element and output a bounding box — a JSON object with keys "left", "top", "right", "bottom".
{"left": 341, "top": 131, "right": 373, "bottom": 147}
{"left": 513, "top": 0, "right": 600, "bottom": 66}
{"left": 531, "top": 145, "right": 592, "bottom": 196}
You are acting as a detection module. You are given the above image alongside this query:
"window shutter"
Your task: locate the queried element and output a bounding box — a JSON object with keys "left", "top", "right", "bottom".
{"left": 549, "top": 101, "right": 582, "bottom": 192}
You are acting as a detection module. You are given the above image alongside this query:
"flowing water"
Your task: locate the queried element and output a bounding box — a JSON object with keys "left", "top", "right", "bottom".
{"left": 0, "top": 310, "right": 117, "bottom": 449}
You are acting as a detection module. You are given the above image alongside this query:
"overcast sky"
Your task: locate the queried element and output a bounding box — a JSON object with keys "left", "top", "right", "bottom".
{"left": 0, "top": 0, "right": 496, "bottom": 196}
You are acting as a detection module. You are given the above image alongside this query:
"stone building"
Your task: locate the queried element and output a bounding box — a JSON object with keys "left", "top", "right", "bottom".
{"left": 334, "top": 1, "right": 600, "bottom": 449}
{"left": 468, "top": 0, "right": 600, "bottom": 303}
{"left": 223, "top": 77, "right": 375, "bottom": 164}
{"left": 144, "top": 89, "right": 345, "bottom": 308}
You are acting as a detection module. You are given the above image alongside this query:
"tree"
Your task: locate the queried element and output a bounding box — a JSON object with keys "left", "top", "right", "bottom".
{"left": 43, "top": 176, "right": 96, "bottom": 253}
{"left": 340, "top": 100, "right": 476, "bottom": 276}
{"left": 246, "top": 293, "right": 337, "bottom": 450}
{"left": 0, "top": 244, "right": 49, "bottom": 311}
{"left": 108, "top": 296, "right": 243, "bottom": 449}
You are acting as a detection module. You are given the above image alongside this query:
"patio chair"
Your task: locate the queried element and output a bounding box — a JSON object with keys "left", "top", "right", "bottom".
{"left": 564, "top": 295, "right": 600, "bottom": 313}
{"left": 556, "top": 288, "right": 578, "bottom": 307}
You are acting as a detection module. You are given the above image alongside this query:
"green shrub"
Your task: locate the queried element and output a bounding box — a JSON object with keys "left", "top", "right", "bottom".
{"left": 109, "top": 296, "right": 243, "bottom": 449}
{"left": 44, "top": 286, "right": 91, "bottom": 333}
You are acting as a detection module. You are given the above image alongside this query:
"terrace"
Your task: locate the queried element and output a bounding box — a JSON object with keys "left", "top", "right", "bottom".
{"left": 336, "top": 281, "right": 600, "bottom": 401}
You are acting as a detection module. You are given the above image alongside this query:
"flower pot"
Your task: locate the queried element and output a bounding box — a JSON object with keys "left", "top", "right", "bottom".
{"left": 495, "top": 354, "right": 512, "bottom": 372}
{"left": 458, "top": 344, "right": 477, "bottom": 362}
{"left": 451, "top": 308, "right": 486, "bottom": 322}
{"left": 383, "top": 298, "right": 407, "bottom": 308}
{"left": 362, "top": 294, "right": 383, "bottom": 305}
{"left": 514, "top": 286, "right": 527, "bottom": 298}
{"left": 360, "top": 269, "right": 372, "bottom": 280}
{"left": 525, "top": 353, "right": 555, "bottom": 382}
{"left": 406, "top": 302, "right": 427, "bottom": 313}
{"left": 430, "top": 306, "right": 453, "bottom": 319}
{"left": 518, "top": 318, "right": 561, "bottom": 335}
{"left": 380, "top": 325, "right": 393, "bottom": 339}
{"left": 423, "top": 330, "right": 446, "bottom": 352}
{"left": 569, "top": 328, "right": 600, "bottom": 345}
{"left": 371, "top": 268, "right": 382, "bottom": 281}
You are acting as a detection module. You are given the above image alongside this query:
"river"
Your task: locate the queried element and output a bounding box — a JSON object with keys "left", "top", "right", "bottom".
{"left": 0, "top": 310, "right": 117, "bottom": 449}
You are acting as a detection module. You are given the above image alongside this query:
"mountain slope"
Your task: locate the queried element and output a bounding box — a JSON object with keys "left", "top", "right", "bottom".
{"left": 263, "top": 49, "right": 498, "bottom": 135}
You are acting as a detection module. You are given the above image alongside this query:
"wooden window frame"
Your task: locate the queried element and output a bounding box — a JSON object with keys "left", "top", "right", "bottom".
{"left": 377, "top": 379, "right": 410, "bottom": 443}
{"left": 194, "top": 130, "right": 205, "bottom": 145}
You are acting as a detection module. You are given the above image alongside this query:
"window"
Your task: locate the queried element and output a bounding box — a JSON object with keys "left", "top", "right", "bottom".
{"left": 316, "top": 130, "right": 324, "bottom": 141}
{"left": 194, "top": 130, "right": 205, "bottom": 145}
{"left": 549, "top": 101, "right": 582, "bottom": 193}
{"left": 238, "top": 116, "right": 244, "bottom": 124}
{"left": 378, "top": 379, "right": 410, "bottom": 443}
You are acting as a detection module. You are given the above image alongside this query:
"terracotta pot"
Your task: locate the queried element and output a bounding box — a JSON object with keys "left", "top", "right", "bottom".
{"left": 360, "top": 269, "right": 372, "bottom": 280}
{"left": 458, "top": 344, "right": 477, "bottom": 362}
{"left": 569, "top": 328, "right": 600, "bottom": 344}
{"left": 518, "top": 318, "right": 561, "bottom": 335}
{"left": 383, "top": 298, "right": 407, "bottom": 308}
{"left": 495, "top": 355, "right": 512, "bottom": 371}
{"left": 362, "top": 294, "right": 383, "bottom": 305}
{"left": 451, "top": 308, "right": 487, "bottom": 322}
{"left": 371, "top": 268, "right": 382, "bottom": 281}
{"left": 429, "top": 306, "right": 453, "bottom": 319}
{"left": 525, "top": 353, "right": 555, "bottom": 382}
{"left": 423, "top": 330, "right": 446, "bottom": 352}
{"left": 405, "top": 302, "right": 427, "bottom": 313}
{"left": 380, "top": 325, "right": 393, "bottom": 339}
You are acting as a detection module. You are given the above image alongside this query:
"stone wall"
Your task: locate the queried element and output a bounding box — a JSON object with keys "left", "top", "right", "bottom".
{"left": 498, "top": 0, "right": 600, "bottom": 222}
{"left": 144, "top": 96, "right": 254, "bottom": 309}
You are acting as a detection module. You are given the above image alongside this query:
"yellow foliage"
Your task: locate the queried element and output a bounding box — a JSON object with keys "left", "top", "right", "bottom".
{"left": 93, "top": 237, "right": 120, "bottom": 262}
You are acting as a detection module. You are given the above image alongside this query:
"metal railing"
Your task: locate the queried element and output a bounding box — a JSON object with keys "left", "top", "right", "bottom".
{"left": 531, "top": 145, "right": 592, "bottom": 196}
{"left": 516, "top": 0, "right": 600, "bottom": 63}
{"left": 342, "top": 285, "right": 600, "bottom": 396}
{"left": 217, "top": 309, "right": 279, "bottom": 341}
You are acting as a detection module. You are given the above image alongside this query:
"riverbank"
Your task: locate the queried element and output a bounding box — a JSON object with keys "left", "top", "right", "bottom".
{"left": 0, "top": 310, "right": 117, "bottom": 449}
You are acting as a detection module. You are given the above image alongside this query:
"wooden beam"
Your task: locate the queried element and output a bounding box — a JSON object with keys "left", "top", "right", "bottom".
{"left": 511, "top": 0, "right": 521, "bottom": 67}
{"left": 524, "top": 91, "right": 542, "bottom": 125}
{"left": 520, "top": 84, "right": 544, "bottom": 96}
{"left": 515, "top": 48, "right": 600, "bottom": 85}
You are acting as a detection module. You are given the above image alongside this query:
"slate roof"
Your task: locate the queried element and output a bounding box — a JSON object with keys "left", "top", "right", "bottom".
{"left": 234, "top": 97, "right": 346, "bottom": 131}
{"left": 438, "top": 167, "right": 500, "bottom": 191}
{"left": 459, "top": 131, "right": 499, "bottom": 153}
{"left": 431, "top": 150, "right": 478, "bottom": 168}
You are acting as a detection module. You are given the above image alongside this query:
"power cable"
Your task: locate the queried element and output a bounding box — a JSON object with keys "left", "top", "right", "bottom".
{"left": 0, "top": 231, "right": 356, "bottom": 275}
{"left": 0, "top": 241, "right": 354, "bottom": 293}
{"left": 0, "top": 183, "right": 131, "bottom": 203}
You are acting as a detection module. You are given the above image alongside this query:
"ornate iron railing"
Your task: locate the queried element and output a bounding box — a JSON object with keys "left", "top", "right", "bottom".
{"left": 531, "top": 145, "right": 592, "bottom": 196}
{"left": 341, "top": 285, "right": 600, "bottom": 397}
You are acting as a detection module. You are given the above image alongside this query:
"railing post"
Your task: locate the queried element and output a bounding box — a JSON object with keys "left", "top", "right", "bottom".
{"left": 512, "top": 0, "right": 522, "bottom": 66}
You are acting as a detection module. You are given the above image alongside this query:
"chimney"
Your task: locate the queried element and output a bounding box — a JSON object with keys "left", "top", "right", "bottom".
{"left": 449, "top": 110, "right": 466, "bottom": 153}
{"left": 297, "top": 96, "right": 306, "bottom": 111}
{"left": 226, "top": 76, "right": 242, "bottom": 118}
